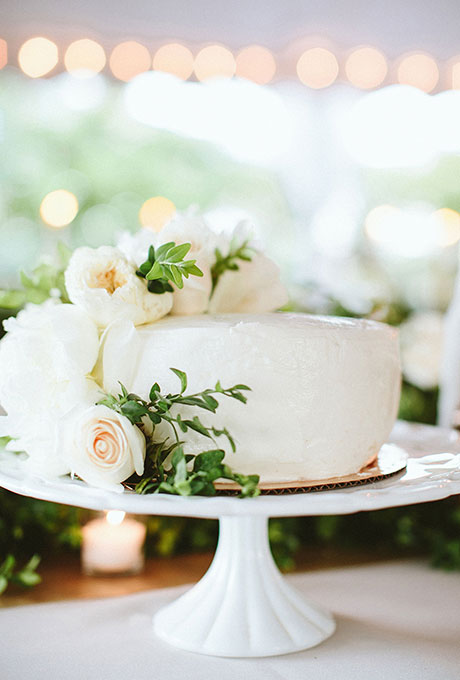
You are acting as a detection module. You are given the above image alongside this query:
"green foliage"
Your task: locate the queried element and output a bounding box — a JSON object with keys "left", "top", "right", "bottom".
{"left": 211, "top": 238, "right": 254, "bottom": 291}
{"left": 136, "top": 242, "right": 203, "bottom": 294}
{"left": 0, "top": 242, "right": 71, "bottom": 310}
{"left": 98, "top": 369, "right": 259, "bottom": 498}
{"left": 0, "top": 554, "right": 41, "bottom": 594}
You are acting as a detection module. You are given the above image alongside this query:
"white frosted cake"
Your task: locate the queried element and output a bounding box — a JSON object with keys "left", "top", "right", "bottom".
{"left": 104, "top": 312, "right": 401, "bottom": 483}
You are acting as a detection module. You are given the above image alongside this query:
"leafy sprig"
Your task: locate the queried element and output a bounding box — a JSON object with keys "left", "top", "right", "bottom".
{"left": 0, "top": 554, "right": 41, "bottom": 594}
{"left": 98, "top": 369, "right": 259, "bottom": 498}
{"left": 211, "top": 238, "right": 254, "bottom": 292}
{"left": 0, "top": 243, "right": 71, "bottom": 310}
{"left": 136, "top": 242, "right": 203, "bottom": 294}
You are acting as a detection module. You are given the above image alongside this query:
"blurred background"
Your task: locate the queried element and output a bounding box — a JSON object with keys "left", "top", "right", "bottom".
{"left": 1, "top": 0, "right": 460, "bottom": 592}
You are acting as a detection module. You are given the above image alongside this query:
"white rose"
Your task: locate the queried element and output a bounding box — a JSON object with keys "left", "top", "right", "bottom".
{"left": 0, "top": 300, "right": 101, "bottom": 476}
{"left": 117, "top": 229, "right": 157, "bottom": 267}
{"left": 208, "top": 252, "right": 289, "bottom": 314}
{"left": 61, "top": 405, "right": 146, "bottom": 490}
{"left": 65, "top": 246, "right": 172, "bottom": 328}
{"left": 399, "top": 311, "right": 444, "bottom": 390}
{"left": 158, "top": 212, "right": 220, "bottom": 316}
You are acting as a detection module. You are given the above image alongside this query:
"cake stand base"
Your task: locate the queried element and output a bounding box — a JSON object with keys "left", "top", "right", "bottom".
{"left": 153, "top": 515, "right": 335, "bottom": 657}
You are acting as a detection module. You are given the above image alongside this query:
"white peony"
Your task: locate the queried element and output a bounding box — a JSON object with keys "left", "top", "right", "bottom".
{"left": 208, "top": 251, "right": 289, "bottom": 314}
{"left": 0, "top": 300, "right": 101, "bottom": 476}
{"left": 399, "top": 311, "right": 444, "bottom": 390}
{"left": 158, "top": 212, "right": 219, "bottom": 316}
{"left": 60, "top": 405, "right": 146, "bottom": 490}
{"left": 65, "top": 246, "right": 172, "bottom": 328}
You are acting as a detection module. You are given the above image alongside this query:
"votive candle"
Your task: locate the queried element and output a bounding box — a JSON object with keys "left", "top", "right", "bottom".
{"left": 81, "top": 510, "right": 146, "bottom": 575}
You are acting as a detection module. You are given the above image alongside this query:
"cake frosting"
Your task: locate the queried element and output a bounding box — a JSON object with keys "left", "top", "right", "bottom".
{"left": 103, "top": 312, "right": 401, "bottom": 483}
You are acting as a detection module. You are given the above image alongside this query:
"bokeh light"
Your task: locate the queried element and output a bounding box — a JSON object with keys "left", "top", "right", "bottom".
{"left": 235, "top": 45, "right": 276, "bottom": 85}
{"left": 296, "top": 48, "right": 339, "bottom": 89}
{"left": 449, "top": 58, "right": 460, "bottom": 89}
{"left": 40, "top": 190, "right": 79, "bottom": 228}
{"left": 18, "top": 37, "right": 58, "bottom": 78}
{"left": 0, "top": 39, "right": 7, "bottom": 69}
{"left": 153, "top": 43, "right": 194, "bottom": 80}
{"left": 64, "top": 39, "right": 106, "bottom": 78}
{"left": 365, "top": 204, "right": 460, "bottom": 257}
{"left": 194, "top": 45, "right": 236, "bottom": 81}
{"left": 345, "top": 46, "right": 388, "bottom": 89}
{"left": 109, "top": 41, "right": 151, "bottom": 81}
{"left": 397, "top": 53, "right": 439, "bottom": 92}
{"left": 139, "top": 196, "right": 176, "bottom": 231}
{"left": 433, "top": 208, "right": 460, "bottom": 246}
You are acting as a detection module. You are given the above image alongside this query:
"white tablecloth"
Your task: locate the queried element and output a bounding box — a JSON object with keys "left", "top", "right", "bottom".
{"left": 1, "top": 560, "right": 459, "bottom": 679}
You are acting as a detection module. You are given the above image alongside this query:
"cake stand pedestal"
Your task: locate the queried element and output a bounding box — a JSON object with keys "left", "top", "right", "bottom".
{"left": 1, "top": 421, "right": 460, "bottom": 658}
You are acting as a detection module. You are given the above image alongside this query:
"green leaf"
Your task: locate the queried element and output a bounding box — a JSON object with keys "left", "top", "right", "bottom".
{"left": 146, "top": 260, "right": 163, "bottom": 280}
{"left": 0, "top": 576, "right": 8, "bottom": 595}
{"left": 193, "top": 449, "right": 225, "bottom": 472}
{"left": 120, "top": 401, "right": 148, "bottom": 423}
{"left": 170, "top": 368, "right": 187, "bottom": 393}
{"left": 0, "top": 289, "right": 26, "bottom": 309}
{"left": 167, "top": 243, "right": 191, "bottom": 262}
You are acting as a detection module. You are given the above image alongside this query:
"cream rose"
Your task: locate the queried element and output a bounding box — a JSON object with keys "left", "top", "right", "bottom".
{"left": 208, "top": 251, "right": 289, "bottom": 314}
{"left": 62, "top": 405, "right": 146, "bottom": 490}
{"left": 65, "top": 246, "right": 172, "bottom": 328}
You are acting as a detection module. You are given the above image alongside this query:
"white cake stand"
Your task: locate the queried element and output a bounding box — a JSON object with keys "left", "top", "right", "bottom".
{"left": 1, "top": 421, "right": 460, "bottom": 658}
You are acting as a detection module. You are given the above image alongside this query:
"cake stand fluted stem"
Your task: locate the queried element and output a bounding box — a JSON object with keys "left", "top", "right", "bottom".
{"left": 153, "top": 514, "right": 336, "bottom": 657}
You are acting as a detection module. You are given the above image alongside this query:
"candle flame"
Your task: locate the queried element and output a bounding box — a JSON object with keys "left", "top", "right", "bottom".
{"left": 106, "top": 510, "right": 126, "bottom": 526}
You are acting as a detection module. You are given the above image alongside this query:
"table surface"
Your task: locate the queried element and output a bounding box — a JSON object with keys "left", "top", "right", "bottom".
{"left": 0, "top": 546, "right": 395, "bottom": 608}
{"left": 1, "top": 558, "right": 459, "bottom": 680}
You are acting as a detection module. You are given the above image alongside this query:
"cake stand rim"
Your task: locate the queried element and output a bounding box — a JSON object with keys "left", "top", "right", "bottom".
{"left": 1, "top": 421, "right": 460, "bottom": 519}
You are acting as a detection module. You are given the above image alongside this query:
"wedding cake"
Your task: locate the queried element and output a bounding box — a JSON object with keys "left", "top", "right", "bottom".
{"left": 102, "top": 312, "right": 401, "bottom": 483}
{"left": 0, "top": 208, "right": 401, "bottom": 494}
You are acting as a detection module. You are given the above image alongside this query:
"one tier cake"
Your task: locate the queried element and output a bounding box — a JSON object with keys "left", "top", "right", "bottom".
{"left": 101, "top": 312, "right": 401, "bottom": 483}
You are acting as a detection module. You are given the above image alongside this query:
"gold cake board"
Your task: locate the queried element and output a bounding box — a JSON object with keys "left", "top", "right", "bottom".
{"left": 214, "top": 444, "right": 408, "bottom": 495}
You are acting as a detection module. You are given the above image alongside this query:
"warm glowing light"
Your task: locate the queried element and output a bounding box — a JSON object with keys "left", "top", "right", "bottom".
{"left": 153, "top": 43, "right": 194, "bottom": 80}
{"left": 345, "top": 46, "right": 387, "bottom": 89}
{"left": 65, "top": 39, "right": 106, "bottom": 78}
{"left": 18, "top": 37, "right": 58, "bottom": 78}
{"left": 40, "top": 190, "right": 79, "bottom": 228}
{"left": 365, "top": 205, "right": 399, "bottom": 242}
{"left": 433, "top": 208, "right": 460, "bottom": 246}
{"left": 106, "top": 510, "right": 126, "bottom": 526}
{"left": 449, "top": 58, "right": 460, "bottom": 89}
{"left": 235, "top": 45, "right": 276, "bottom": 84}
{"left": 109, "top": 41, "right": 151, "bottom": 81}
{"left": 397, "top": 53, "right": 439, "bottom": 92}
{"left": 365, "top": 204, "right": 460, "bottom": 257}
{"left": 296, "top": 48, "right": 339, "bottom": 89}
{"left": 0, "top": 39, "right": 7, "bottom": 69}
{"left": 194, "top": 45, "right": 236, "bottom": 81}
{"left": 139, "top": 196, "right": 176, "bottom": 230}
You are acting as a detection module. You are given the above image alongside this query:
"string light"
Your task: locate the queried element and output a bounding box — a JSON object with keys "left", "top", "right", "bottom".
{"left": 235, "top": 45, "right": 276, "bottom": 84}
{"left": 65, "top": 39, "right": 106, "bottom": 78}
{"left": 109, "top": 41, "right": 151, "bottom": 81}
{"left": 345, "top": 46, "right": 387, "bottom": 89}
{"left": 397, "top": 52, "right": 439, "bottom": 92}
{"left": 0, "top": 39, "right": 7, "bottom": 69}
{"left": 448, "top": 58, "right": 460, "bottom": 89}
{"left": 194, "top": 45, "right": 236, "bottom": 81}
{"left": 139, "top": 196, "right": 176, "bottom": 231}
{"left": 153, "top": 43, "right": 194, "bottom": 80}
{"left": 18, "top": 37, "right": 58, "bottom": 78}
{"left": 433, "top": 208, "right": 460, "bottom": 246}
{"left": 296, "top": 48, "right": 339, "bottom": 89}
{"left": 40, "top": 190, "right": 79, "bottom": 228}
